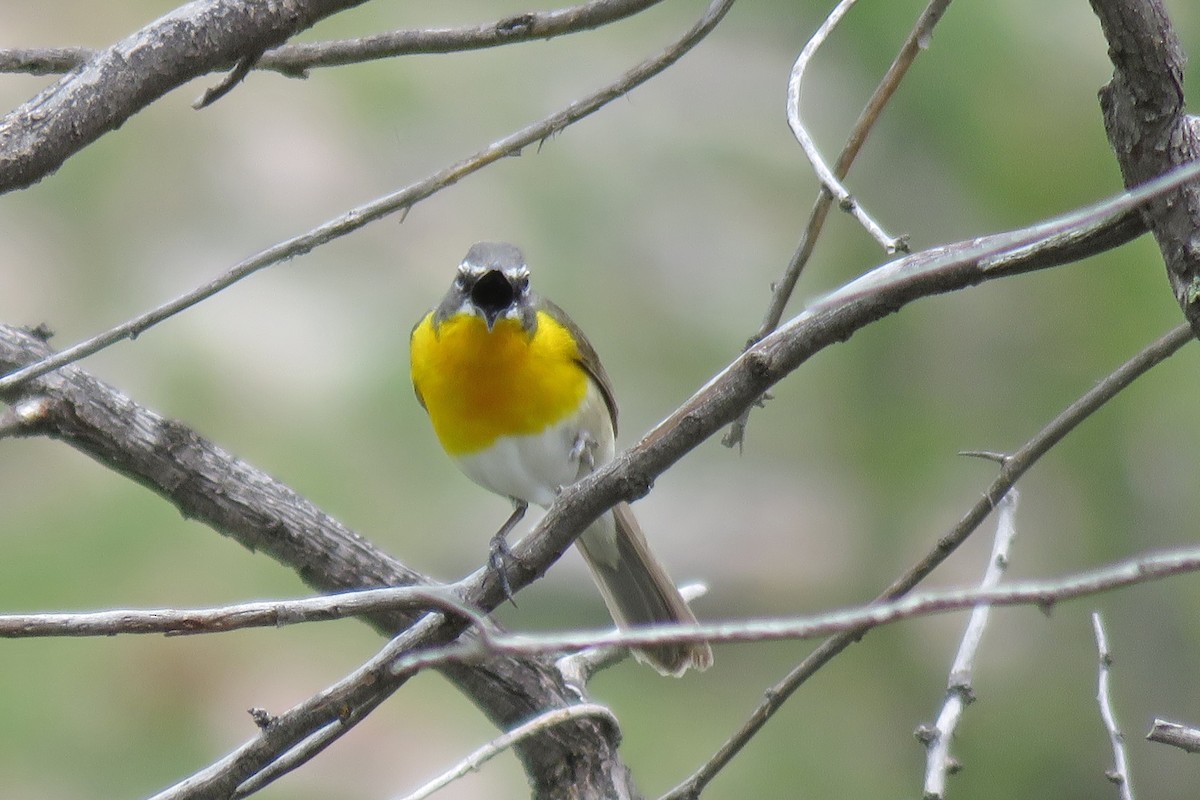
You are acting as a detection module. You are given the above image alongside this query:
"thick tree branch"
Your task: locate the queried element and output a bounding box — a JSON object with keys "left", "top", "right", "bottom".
{"left": 1090, "top": 0, "right": 1200, "bottom": 335}
{"left": 0, "top": 325, "right": 634, "bottom": 800}
{"left": 0, "top": 0, "right": 368, "bottom": 193}
{"left": 0, "top": 0, "right": 668, "bottom": 79}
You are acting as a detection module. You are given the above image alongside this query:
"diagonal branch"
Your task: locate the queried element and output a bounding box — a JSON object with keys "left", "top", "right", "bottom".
{"left": 0, "top": 323, "right": 631, "bottom": 800}
{"left": 0, "top": 0, "right": 736, "bottom": 395}
{"left": 726, "top": 0, "right": 958, "bottom": 448}
{"left": 0, "top": 0, "right": 369, "bottom": 193}
{"left": 665, "top": 320, "right": 1193, "bottom": 798}
{"left": 762, "top": 0, "right": 954, "bottom": 338}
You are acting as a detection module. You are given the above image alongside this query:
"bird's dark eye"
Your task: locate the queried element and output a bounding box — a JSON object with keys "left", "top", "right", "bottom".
{"left": 471, "top": 270, "right": 516, "bottom": 313}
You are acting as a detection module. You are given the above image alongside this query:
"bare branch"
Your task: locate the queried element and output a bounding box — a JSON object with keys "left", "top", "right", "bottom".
{"left": 261, "top": 0, "right": 668, "bottom": 74}
{"left": 0, "top": 0, "right": 369, "bottom": 193}
{"left": 0, "top": 0, "right": 668, "bottom": 78}
{"left": 369, "top": 543, "right": 1200, "bottom": 663}
{"left": 727, "top": 0, "right": 955, "bottom": 448}
{"left": 665, "top": 322, "right": 1193, "bottom": 799}
{"left": 0, "top": 586, "right": 480, "bottom": 639}
{"left": 398, "top": 704, "right": 621, "bottom": 800}
{"left": 922, "top": 489, "right": 1019, "bottom": 799}
{"left": 150, "top": 611, "right": 460, "bottom": 800}
{"left": 1147, "top": 719, "right": 1200, "bottom": 754}
{"left": 1093, "top": 613, "right": 1136, "bottom": 800}
{"left": 194, "top": 52, "right": 262, "bottom": 109}
{"left": 786, "top": 0, "right": 906, "bottom": 253}
{"left": 766, "top": 0, "right": 951, "bottom": 328}
{"left": 0, "top": 0, "right": 737, "bottom": 395}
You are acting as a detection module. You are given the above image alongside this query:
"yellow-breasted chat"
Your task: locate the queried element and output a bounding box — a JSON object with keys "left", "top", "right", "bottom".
{"left": 409, "top": 242, "right": 712, "bottom": 676}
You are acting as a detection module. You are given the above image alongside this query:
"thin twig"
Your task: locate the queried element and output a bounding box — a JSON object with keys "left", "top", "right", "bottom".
{"left": 747, "top": 0, "right": 952, "bottom": 345}
{"left": 260, "top": 0, "right": 667, "bottom": 75}
{"left": 1146, "top": 719, "right": 1200, "bottom": 753}
{"left": 194, "top": 52, "right": 262, "bottom": 108}
{"left": 0, "top": 0, "right": 735, "bottom": 396}
{"left": 73, "top": 541, "right": 1195, "bottom": 716}
{"left": 148, "top": 609, "right": 466, "bottom": 800}
{"left": 922, "top": 488, "right": 1019, "bottom": 799}
{"left": 727, "top": 0, "right": 1012, "bottom": 449}
{"left": 786, "top": 0, "right": 905, "bottom": 253}
{"left": 233, "top": 688, "right": 395, "bottom": 798}
{"left": 395, "top": 704, "right": 620, "bottom": 800}
{"left": 0, "top": 46, "right": 93, "bottom": 75}
{"left": 0, "top": 586, "right": 481, "bottom": 638}
{"left": 0, "top": 0, "right": 667, "bottom": 78}
{"left": 469, "top": 543, "right": 1200, "bottom": 658}
{"left": 1093, "top": 613, "right": 1136, "bottom": 800}
{"left": 664, "top": 322, "right": 1194, "bottom": 800}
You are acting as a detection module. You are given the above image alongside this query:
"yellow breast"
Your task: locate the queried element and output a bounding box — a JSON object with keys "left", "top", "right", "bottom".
{"left": 410, "top": 309, "right": 589, "bottom": 456}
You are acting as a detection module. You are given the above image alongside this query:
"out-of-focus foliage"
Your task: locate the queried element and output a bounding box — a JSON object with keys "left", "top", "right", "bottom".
{"left": 2, "top": 1, "right": 1199, "bottom": 798}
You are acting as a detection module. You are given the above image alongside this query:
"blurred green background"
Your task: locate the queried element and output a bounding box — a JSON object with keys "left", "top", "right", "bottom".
{"left": 3, "top": 0, "right": 1200, "bottom": 797}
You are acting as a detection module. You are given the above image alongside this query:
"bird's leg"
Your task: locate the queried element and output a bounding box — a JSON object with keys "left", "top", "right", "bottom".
{"left": 489, "top": 499, "right": 527, "bottom": 605}
{"left": 569, "top": 430, "right": 598, "bottom": 473}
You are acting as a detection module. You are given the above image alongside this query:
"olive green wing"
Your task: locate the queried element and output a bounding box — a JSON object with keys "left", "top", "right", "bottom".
{"left": 537, "top": 295, "right": 619, "bottom": 435}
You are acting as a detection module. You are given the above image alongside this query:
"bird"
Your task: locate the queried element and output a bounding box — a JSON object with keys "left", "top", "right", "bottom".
{"left": 409, "top": 242, "right": 712, "bottom": 676}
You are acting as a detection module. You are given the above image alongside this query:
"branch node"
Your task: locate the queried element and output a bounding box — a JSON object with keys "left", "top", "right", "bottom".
{"left": 946, "top": 674, "right": 975, "bottom": 703}
{"left": 193, "top": 52, "right": 262, "bottom": 110}
{"left": 958, "top": 449, "right": 1010, "bottom": 465}
{"left": 28, "top": 323, "right": 55, "bottom": 342}
{"left": 0, "top": 395, "right": 54, "bottom": 438}
{"left": 914, "top": 723, "right": 937, "bottom": 746}
{"left": 248, "top": 707, "right": 276, "bottom": 730}
{"left": 496, "top": 14, "right": 538, "bottom": 37}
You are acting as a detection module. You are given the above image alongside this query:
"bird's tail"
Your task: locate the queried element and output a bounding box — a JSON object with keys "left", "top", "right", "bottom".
{"left": 575, "top": 501, "right": 713, "bottom": 676}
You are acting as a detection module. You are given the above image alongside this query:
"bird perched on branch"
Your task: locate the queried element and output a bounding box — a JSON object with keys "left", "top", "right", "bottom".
{"left": 410, "top": 242, "right": 712, "bottom": 676}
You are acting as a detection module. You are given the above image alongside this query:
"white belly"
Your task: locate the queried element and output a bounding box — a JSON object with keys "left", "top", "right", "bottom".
{"left": 453, "top": 381, "right": 616, "bottom": 507}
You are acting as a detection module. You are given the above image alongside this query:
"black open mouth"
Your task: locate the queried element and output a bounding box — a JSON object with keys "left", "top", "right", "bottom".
{"left": 471, "top": 270, "right": 516, "bottom": 324}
